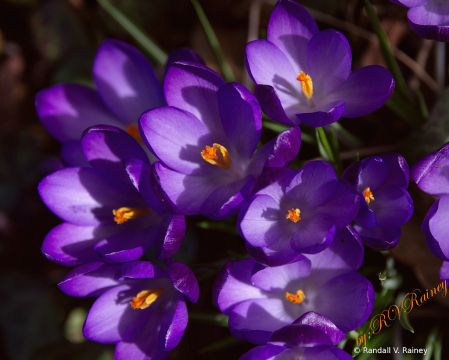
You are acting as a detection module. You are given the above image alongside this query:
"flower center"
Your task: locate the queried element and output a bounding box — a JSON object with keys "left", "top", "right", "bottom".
{"left": 126, "top": 123, "right": 143, "bottom": 143}
{"left": 286, "top": 208, "right": 301, "bottom": 223}
{"left": 129, "top": 288, "right": 163, "bottom": 309}
{"left": 362, "top": 187, "right": 375, "bottom": 205}
{"left": 201, "top": 143, "right": 232, "bottom": 169}
{"left": 113, "top": 207, "right": 149, "bottom": 224}
{"left": 296, "top": 71, "right": 313, "bottom": 99}
{"left": 286, "top": 290, "right": 305, "bottom": 304}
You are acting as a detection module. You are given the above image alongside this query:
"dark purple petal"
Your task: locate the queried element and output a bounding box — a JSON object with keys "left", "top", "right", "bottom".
{"left": 245, "top": 240, "right": 304, "bottom": 267}
{"left": 411, "top": 142, "right": 449, "bottom": 197}
{"left": 249, "top": 167, "right": 295, "bottom": 198}
{"left": 424, "top": 195, "right": 449, "bottom": 260}
{"left": 296, "top": 101, "right": 346, "bottom": 127}
{"left": 164, "top": 47, "right": 205, "bottom": 75}
{"left": 239, "top": 345, "right": 288, "bottom": 360}
{"left": 306, "top": 30, "right": 351, "bottom": 96}
{"left": 58, "top": 262, "right": 121, "bottom": 297}
{"left": 268, "top": 324, "right": 333, "bottom": 347}
{"left": 115, "top": 260, "right": 168, "bottom": 280}
{"left": 379, "top": 153, "right": 410, "bottom": 189}
{"left": 38, "top": 167, "right": 146, "bottom": 226}
{"left": 140, "top": 106, "right": 215, "bottom": 175}
{"left": 155, "top": 213, "right": 186, "bottom": 260}
{"left": 291, "top": 213, "right": 336, "bottom": 253}
{"left": 35, "top": 84, "right": 122, "bottom": 142}
{"left": 218, "top": 82, "right": 262, "bottom": 158}
{"left": 254, "top": 85, "right": 296, "bottom": 126}
{"left": 291, "top": 312, "right": 346, "bottom": 345}
{"left": 354, "top": 192, "right": 377, "bottom": 228}
{"left": 267, "top": 0, "right": 318, "bottom": 73}
{"left": 61, "top": 140, "right": 90, "bottom": 167}
{"left": 158, "top": 293, "right": 188, "bottom": 350}
{"left": 124, "top": 158, "right": 165, "bottom": 215}
{"left": 314, "top": 272, "right": 374, "bottom": 332}
{"left": 408, "top": 4, "right": 449, "bottom": 41}
{"left": 390, "top": 0, "right": 427, "bottom": 5}
{"left": 42, "top": 223, "right": 104, "bottom": 266}
{"left": 329, "top": 65, "right": 394, "bottom": 118}
{"left": 93, "top": 39, "right": 165, "bottom": 124}
{"left": 204, "top": 182, "right": 249, "bottom": 221}
{"left": 164, "top": 62, "right": 226, "bottom": 142}
{"left": 81, "top": 125, "right": 148, "bottom": 185}
{"left": 165, "top": 259, "right": 199, "bottom": 303}
{"left": 359, "top": 156, "right": 389, "bottom": 191}
{"left": 355, "top": 224, "right": 402, "bottom": 250}
{"left": 370, "top": 185, "right": 413, "bottom": 228}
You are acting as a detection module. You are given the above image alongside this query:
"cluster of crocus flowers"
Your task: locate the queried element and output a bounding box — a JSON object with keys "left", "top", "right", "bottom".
{"left": 34, "top": 0, "right": 420, "bottom": 358}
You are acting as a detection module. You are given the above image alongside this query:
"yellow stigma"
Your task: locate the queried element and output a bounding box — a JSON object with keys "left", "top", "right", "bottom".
{"left": 201, "top": 143, "right": 232, "bottom": 169}
{"left": 296, "top": 71, "right": 313, "bottom": 99}
{"left": 129, "top": 288, "right": 163, "bottom": 309}
{"left": 113, "top": 207, "right": 149, "bottom": 224}
{"left": 286, "top": 208, "right": 301, "bottom": 223}
{"left": 362, "top": 187, "right": 375, "bottom": 205}
{"left": 286, "top": 290, "right": 305, "bottom": 304}
{"left": 126, "top": 123, "right": 143, "bottom": 143}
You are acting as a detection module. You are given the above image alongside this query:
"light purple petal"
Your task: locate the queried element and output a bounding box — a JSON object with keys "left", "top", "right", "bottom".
{"left": 140, "top": 106, "right": 215, "bottom": 175}
{"left": 155, "top": 214, "right": 186, "bottom": 260}
{"left": 58, "top": 262, "right": 121, "bottom": 297}
{"left": 306, "top": 30, "right": 351, "bottom": 96}
{"left": 427, "top": 194, "right": 449, "bottom": 260}
{"left": 42, "top": 222, "right": 105, "bottom": 266}
{"left": 218, "top": 82, "right": 262, "bottom": 158}
{"left": 329, "top": 65, "right": 394, "bottom": 118}
{"left": 291, "top": 213, "right": 336, "bottom": 253}
{"left": 239, "top": 345, "right": 288, "bottom": 360}
{"left": 391, "top": 0, "right": 427, "bottom": 6}
{"left": 440, "top": 261, "right": 449, "bottom": 281}
{"left": 268, "top": 325, "right": 333, "bottom": 347}
{"left": 267, "top": 0, "right": 319, "bottom": 74}
{"left": 296, "top": 101, "right": 346, "bottom": 127}
{"left": 164, "top": 62, "right": 226, "bottom": 142}
{"left": 408, "top": 3, "right": 449, "bottom": 41}
{"left": 158, "top": 293, "right": 188, "bottom": 350}
{"left": 93, "top": 39, "right": 165, "bottom": 124}
{"left": 165, "top": 259, "right": 199, "bottom": 303}
{"left": 291, "top": 312, "right": 346, "bottom": 345}
{"left": 38, "top": 167, "right": 146, "bottom": 226}
{"left": 35, "top": 84, "right": 122, "bottom": 142}
{"left": 370, "top": 185, "right": 413, "bottom": 228}
{"left": 116, "top": 260, "right": 168, "bottom": 280}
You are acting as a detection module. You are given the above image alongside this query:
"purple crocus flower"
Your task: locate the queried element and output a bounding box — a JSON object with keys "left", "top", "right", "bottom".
{"left": 38, "top": 125, "right": 185, "bottom": 266}
{"left": 237, "top": 161, "right": 359, "bottom": 266}
{"left": 239, "top": 312, "right": 352, "bottom": 360}
{"left": 213, "top": 226, "right": 374, "bottom": 344}
{"left": 389, "top": 0, "right": 449, "bottom": 41}
{"left": 140, "top": 61, "right": 301, "bottom": 220}
{"left": 245, "top": 0, "right": 394, "bottom": 127}
{"left": 411, "top": 142, "right": 449, "bottom": 265}
{"left": 342, "top": 153, "right": 414, "bottom": 250}
{"left": 58, "top": 260, "right": 199, "bottom": 360}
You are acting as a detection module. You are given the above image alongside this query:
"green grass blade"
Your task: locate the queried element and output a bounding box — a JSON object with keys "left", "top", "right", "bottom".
{"left": 328, "top": 128, "right": 342, "bottom": 176}
{"left": 329, "top": 122, "right": 364, "bottom": 148}
{"left": 316, "top": 127, "right": 335, "bottom": 163}
{"left": 262, "top": 121, "right": 316, "bottom": 145}
{"left": 189, "top": 312, "right": 229, "bottom": 327}
{"left": 199, "top": 336, "right": 242, "bottom": 354}
{"left": 190, "top": 0, "right": 235, "bottom": 82}
{"left": 96, "top": 0, "right": 167, "bottom": 66}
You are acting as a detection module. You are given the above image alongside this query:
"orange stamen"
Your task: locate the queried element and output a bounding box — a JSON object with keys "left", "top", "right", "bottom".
{"left": 362, "top": 187, "right": 375, "bottom": 205}
{"left": 129, "top": 289, "right": 163, "bottom": 309}
{"left": 296, "top": 71, "right": 313, "bottom": 99}
{"left": 113, "top": 207, "right": 149, "bottom": 224}
{"left": 286, "top": 290, "right": 305, "bottom": 304}
{"left": 126, "top": 123, "right": 143, "bottom": 143}
{"left": 286, "top": 208, "right": 301, "bottom": 223}
{"left": 201, "top": 143, "right": 232, "bottom": 169}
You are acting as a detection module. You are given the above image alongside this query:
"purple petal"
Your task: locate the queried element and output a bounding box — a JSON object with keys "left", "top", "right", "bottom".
{"left": 245, "top": 239, "right": 305, "bottom": 267}
{"left": 158, "top": 293, "right": 188, "bottom": 350}
{"left": 379, "top": 153, "right": 410, "bottom": 189}
{"left": 124, "top": 158, "right": 165, "bottom": 215}
{"left": 218, "top": 82, "right": 262, "bottom": 159}
{"left": 426, "top": 194, "right": 449, "bottom": 260}
{"left": 140, "top": 106, "right": 215, "bottom": 175}
{"left": 249, "top": 167, "right": 295, "bottom": 198}
{"left": 204, "top": 182, "right": 249, "bottom": 221}
{"left": 370, "top": 185, "right": 413, "bottom": 228}
{"left": 165, "top": 259, "right": 199, "bottom": 303}
{"left": 355, "top": 224, "right": 402, "bottom": 250}
{"left": 354, "top": 192, "right": 377, "bottom": 228}
{"left": 164, "top": 47, "right": 205, "bottom": 76}
{"left": 239, "top": 345, "right": 287, "bottom": 360}
{"left": 38, "top": 167, "right": 146, "bottom": 226}
{"left": 359, "top": 156, "right": 389, "bottom": 191}
{"left": 390, "top": 0, "right": 427, "bottom": 6}
{"left": 306, "top": 30, "right": 351, "bottom": 96}
{"left": 35, "top": 84, "right": 122, "bottom": 142}
{"left": 93, "top": 39, "right": 165, "bottom": 124}
{"left": 408, "top": 3, "right": 449, "bottom": 41}
{"left": 411, "top": 142, "right": 449, "bottom": 197}
{"left": 329, "top": 65, "right": 394, "bottom": 118}
{"left": 314, "top": 272, "right": 374, "bottom": 332}
{"left": 42, "top": 222, "right": 104, "bottom": 266}
{"left": 115, "top": 260, "right": 168, "bottom": 280}
{"left": 58, "top": 262, "right": 121, "bottom": 297}
{"left": 440, "top": 262, "right": 449, "bottom": 281}
{"left": 267, "top": 0, "right": 319, "bottom": 73}
{"left": 268, "top": 324, "right": 333, "bottom": 347}
{"left": 155, "top": 213, "right": 186, "bottom": 260}
{"left": 291, "top": 213, "right": 336, "bottom": 253}
{"left": 81, "top": 125, "right": 148, "bottom": 185}
{"left": 296, "top": 101, "right": 346, "bottom": 127}
{"left": 254, "top": 85, "right": 296, "bottom": 126}
{"left": 61, "top": 140, "right": 90, "bottom": 167}
{"left": 164, "top": 62, "right": 226, "bottom": 142}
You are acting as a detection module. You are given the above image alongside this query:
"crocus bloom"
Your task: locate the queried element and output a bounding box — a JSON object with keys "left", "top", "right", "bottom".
{"left": 411, "top": 142, "right": 449, "bottom": 266}
{"left": 245, "top": 0, "right": 394, "bottom": 127}
{"left": 237, "top": 161, "right": 359, "bottom": 266}
{"left": 342, "top": 153, "right": 413, "bottom": 250}
{"left": 213, "top": 226, "right": 374, "bottom": 344}
{"left": 58, "top": 260, "right": 199, "bottom": 360}
{"left": 389, "top": 0, "right": 449, "bottom": 41}
{"left": 38, "top": 125, "right": 185, "bottom": 265}
{"left": 239, "top": 312, "right": 353, "bottom": 360}
{"left": 140, "top": 61, "right": 301, "bottom": 220}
